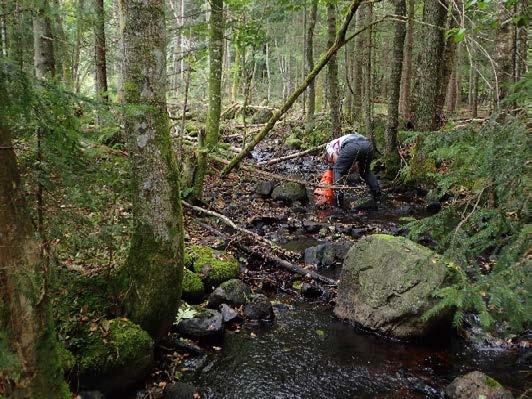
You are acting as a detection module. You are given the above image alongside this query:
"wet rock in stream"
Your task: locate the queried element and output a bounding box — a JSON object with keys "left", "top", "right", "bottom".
{"left": 207, "top": 279, "right": 252, "bottom": 309}
{"left": 300, "top": 282, "right": 323, "bottom": 298}
{"left": 220, "top": 304, "right": 241, "bottom": 324}
{"left": 176, "top": 309, "right": 224, "bottom": 339}
{"left": 244, "top": 294, "right": 274, "bottom": 320}
{"left": 445, "top": 371, "right": 513, "bottom": 399}
{"left": 271, "top": 182, "right": 308, "bottom": 204}
{"left": 163, "top": 382, "right": 198, "bottom": 399}
{"left": 304, "top": 241, "right": 351, "bottom": 269}
{"left": 255, "top": 181, "right": 274, "bottom": 197}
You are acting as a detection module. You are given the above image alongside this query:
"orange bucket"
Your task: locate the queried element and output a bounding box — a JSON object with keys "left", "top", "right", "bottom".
{"left": 314, "top": 169, "right": 334, "bottom": 206}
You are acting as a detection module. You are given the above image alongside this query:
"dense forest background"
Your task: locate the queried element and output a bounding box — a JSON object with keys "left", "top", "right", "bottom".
{"left": 0, "top": 0, "right": 529, "bottom": 397}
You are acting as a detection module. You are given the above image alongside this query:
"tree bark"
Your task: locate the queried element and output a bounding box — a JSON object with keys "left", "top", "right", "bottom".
{"left": 33, "top": 0, "right": 55, "bottom": 80}
{"left": 494, "top": 0, "right": 515, "bottom": 107}
{"left": 352, "top": 9, "right": 363, "bottom": 121}
{"left": 231, "top": 44, "right": 241, "bottom": 102}
{"left": 384, "top": 0, "right": 406, "bottom": 177}
{"left": 221, "top": 0, "right": 364, "bottom": 176}
{"left": 0, "top": 122, "right": 69, "bottom": 398}
{"left": 361, "top": 2, "right": 374, "bottom": 142}
{"left": 72, "top": 0, "right": 85, "bottom": 93}
{"left": 327, "top": 3, "right": 342, "bottom": 137}
{"left": 94, "top": 0, "right": 108, "bottom": 102}
{"left": 412, "top": 0, "right": 447, "bottom": 131}
{"left": 305, "top": 0, "right": 318, "bottom": 126}
{"left": 118, "top": 0, "right": 184, "bottom": 339}
{"left": 193, "top": 0, "right": 224, "bottom": 200}
{"left": 399, "top": 0, "right": 414, "bottom": 119}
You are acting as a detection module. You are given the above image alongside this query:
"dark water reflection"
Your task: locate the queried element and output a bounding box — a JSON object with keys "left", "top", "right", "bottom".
{"left": 187, "top": 301, "right": 529, "bottom": 399}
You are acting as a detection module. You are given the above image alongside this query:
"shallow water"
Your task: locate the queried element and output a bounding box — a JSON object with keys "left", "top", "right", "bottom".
{"left": 186, "top": 301, "right": 529, "bottom": 399}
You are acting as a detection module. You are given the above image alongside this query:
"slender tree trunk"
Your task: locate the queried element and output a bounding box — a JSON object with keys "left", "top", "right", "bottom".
{"left": 0, "top": 125, "right": 70, "bottom": 399}
{"left": 94, "top": 0, "right": 108, "bottom": 102}
{"left": 494, "top": 0, "right": 515, "bottom": 107}
{"left": 471, "top": 69, "right": 478, "bottom": 117}
{"left": 515, "top": 0, "right": 528, "bottom": 81}
{"left": 361, "top": 3, "right": 374, "bottom": 142}
{"left": 327, "top": 3, "right": 342, "bottom": 137}
{"left": 193, "top": 0, "right": 224, "bottom": 199}
{"left": 72, "top": 0, "right": 84, "bottom": 92}
{"left": 222, "top": 0, "right": 363, "bottom": 176}
{"left": 231, "top": 44, "right": 240, "bottom": 102}
{"left": 399, "top": 0, "right": 414, "bottom": 119}
{"left": 0, "top": 0, "right": 7, "bottom": 57}
{"left": 119, "top": 0, "right": 184, "bottom": 339}
{"left": 412, "top": 0, "right": 447, "bottom": 131}
{"left": 33, "top": 0, "right": 55, "bottom": 80}
{"left": 445, "top": 68, "right": 458, "bottom": 112}
{"left": 305, "top": 0, "right": 318, "bottom": 126}
{"left": 352, "top": 9, "right": 363, "bottom": 121}
{"left": 266, "top": 42, "right": 271, "bottom": 102}
{"left": 384, "top": 0, "right": 406, "bottom": 177}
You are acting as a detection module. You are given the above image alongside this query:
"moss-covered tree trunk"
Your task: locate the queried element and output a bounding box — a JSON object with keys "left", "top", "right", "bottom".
{"left": 0, "top": 124, "right": 69, "bottom": 399}
{"left": 384, "top": 0, "right": 406, "bottom": 177}
{"left": 327, "top": 3, "right": 342, "bottom": 137}
{"left": 413, "top": 0, "right": 447, "bottom": 131}
{"left": 119, "top": 0, "right": 184, "bottom": 339}
{"left": 305, "top": 0, "right": 318, "bottom": 127}
{"left": 33, "top": 0, "right": 55, "bottom": 80}
{"left": 192, "top": 0, "right": 224, "bottom": 200}
{"left": 94, "top": 0, "right": 108, "bottom": 102}
{"left": 399, "top": 0, "right": 414, "bottom": 119}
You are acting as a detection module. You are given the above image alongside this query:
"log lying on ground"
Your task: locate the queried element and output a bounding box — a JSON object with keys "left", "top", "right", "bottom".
{"left": 184, "top": 202, "right": 337, "bottom": 286}
{"left": 257, "top": 143, "right": 327, "bottom": 166}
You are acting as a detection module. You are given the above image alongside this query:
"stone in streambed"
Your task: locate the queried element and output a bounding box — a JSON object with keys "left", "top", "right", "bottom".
{"left": 271, "top": 182, "right": 308, "bottom": 205}
{"left": 176, "top": 308, "right": 223, "bottom": 338}
{"left": 163, "top": 382, "right": 198, "bottom": 399}
{"left": 187, "top": 245, "right": 240, "bottom": 289}
{"left": 304, "top": 241, "right": 351, "bottom": 268}
{"left": 207, "top": 279, "right": 252, "bottom": 308}
{"left": 445, "top": 371, "right": 513, "bottom": 399}
{"left": 334, "top": 234, "right": 452, "bottom": 338}
{"left": 301, "top": 282, "right": 323, "bottom": 298}
{"left": 244, "top": 294, "right": 274, "bottom": 320}
{"left": 255, "top": 181, "right": 274, "bottom": 197}
{"left": 220, "top": 304, "right": 241, "bottom": 323}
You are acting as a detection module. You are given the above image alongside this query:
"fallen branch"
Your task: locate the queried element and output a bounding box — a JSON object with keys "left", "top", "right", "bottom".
{"left": 196, "top": 222, "right": 337, "bottom": 286}
{"left": 257, "top": 143, "right": 327, "bottom": 166}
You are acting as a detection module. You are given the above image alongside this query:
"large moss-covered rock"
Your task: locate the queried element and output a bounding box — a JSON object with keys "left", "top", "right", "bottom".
{"left": 334, "top": 234, "right": 451, "bottom": 338}
{"left": 77, "top": 318, "right": 154, "bottom": 394}
{"left": 271, "top": 182, "right": 308, "bottom": 204}
{"left": 182, "top": 269, "right": 205, "bottom": 304}
{"left": 445, "top": 371, "right": 513, "bottom": 399}
{"left": 187, "top": 245, "right": 239, "bottom": 290}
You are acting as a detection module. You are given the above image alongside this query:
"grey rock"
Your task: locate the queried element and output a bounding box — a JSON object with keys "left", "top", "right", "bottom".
{"left": 271, "top": 182, "right": 308, "bottom": 204}
{"left": 304, "top": 241, "right": 351, "bottom": 269}
{"left": 79, "top": 392, "right": 105, "bottom": 399}
{"left": 176, "top": 309, "right": 224, "bottom": 338}
{"left": 302, "top": 221, "right": 322, "bottom": 233}
{"left": 255, "top": 181, "right": 274, "bottom": 197}
{"left": 244, "top": 294, "right": 274, "bottom": 320}
{"left": 207, "top": 279, "right": 252, "bottom": 308}
{"left": 220, "top": 303, "right": 241, "bottom": 323}
{"left": 445, "top": 371, "right": 513, "bottom": 399}
{"left": 301, "top": 283, "right": 323, "bottom": 298}
{"left": 163, "top": 382, "right": 198, "bottom": 399}
{"left": 251, "top": 108, "right": 273, "bottom": 124}
{"left": 334, "top": 234, "right": 451, "bottom": 338}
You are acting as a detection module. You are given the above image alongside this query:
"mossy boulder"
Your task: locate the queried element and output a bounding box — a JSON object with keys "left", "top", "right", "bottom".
{"left": 334, "top": 234, "right": 452, "bottom": 338}
{"left": 271, "top": 182, "right": 308, "bottom": 204}
{"left": 182, "top": 269, "right": 205, "bottom": 304}
{"left": 207, "top": 279, "right": 252, "bottom": 308}
{"left": 187, "top": 245, "right": 240, "bottom": 290}
{"left": 445, "top": 371, "right": 513, "bottom": 399}
{"left": 77, "top": 318, "right": 154, "bottom": 394}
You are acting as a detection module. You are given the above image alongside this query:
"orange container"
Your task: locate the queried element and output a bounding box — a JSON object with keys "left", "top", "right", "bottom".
{"left": 314, "top": 169, "right": 334, "bottom": 206}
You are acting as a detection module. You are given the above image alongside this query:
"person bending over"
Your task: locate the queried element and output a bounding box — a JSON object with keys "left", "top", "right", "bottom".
{"left": 325, "top": 132, "right": 381, "bottom": 206}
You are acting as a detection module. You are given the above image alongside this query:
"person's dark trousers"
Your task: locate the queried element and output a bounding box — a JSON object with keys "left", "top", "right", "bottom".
{"left": 333, "top": 139, "right": 380, "bottom": 197}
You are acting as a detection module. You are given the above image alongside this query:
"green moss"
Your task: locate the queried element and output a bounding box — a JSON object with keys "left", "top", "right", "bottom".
{"left": 285, "top": 134, "right": 303, "bottom": 149}
{"left": 182, "top": 269, "right": 205, "bottom": 303}
{"left": 484, "top": 375, "right": 502, "bottom": 388}
{"left": 187, "top": 245, "right": 239, "bottom": 289}
{"left": 78, "top": 318, "right": 153, "bottom": 377}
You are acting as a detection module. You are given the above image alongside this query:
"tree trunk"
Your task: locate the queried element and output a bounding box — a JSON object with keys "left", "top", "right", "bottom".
{"left": 193, "top": 0, "right": 224, "bottom": 199}
{"left": 352, "top": 9, "right": 363, "bottom": 121}
{"left": 327, "top": 3, "right": 342, "bottom": 137}
{"left": 222, "top": 0, "right": 363, "bottom": 176}
{"left": 445, "top": 68, "right": 458, "bottom": 112}
{"left": 0, "top": 122, "right": 69, "bottom": 398}
{"left": 471, "top": 67, "right": 479, "bottom": 117}
{"left": 94, "top": 0, "right": 108, "bottom": 102}
{"left": 118, "top": 0, "right": 184, "bottom": 339}
{"left": 494, "top": 0, "right": 515, "bottom": 107}
{"left": 399, "top": 0, "right": 414, "bottom": 119}
{"left": 72, "top": 0, "right": 85, "bottom": 93}
{"left": 266, "top": 42, "right": 271, "bottom": 102}
{"left": 412, "top": 0, "right": 447, "bottom": 131}
{"left": 33, "top": 0, "right": 55, "bottom": 80}
{"left": 305, "top": 0, "right": 318, "bottom": 126}
{"left": 361, "top": 3, "right": 374, "bottom": 142}
{"left": 0, "top": 0, "right": 7, "bottom": 57}
{"left": 384, "top": 0, "right": 406, "bottom": 177}
{"left": 515, "top": 0, "right": 528, "bottom": 81}
{"left": 231, "top": 44, "right": 241, "bottom": 102}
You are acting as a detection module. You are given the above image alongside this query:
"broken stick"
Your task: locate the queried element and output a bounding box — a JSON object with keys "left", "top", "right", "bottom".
{"left": 257, "top": 143, "right": 327, "bottom": 166}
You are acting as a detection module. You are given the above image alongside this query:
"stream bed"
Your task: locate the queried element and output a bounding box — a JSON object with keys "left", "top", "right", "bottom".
{"left": 184, "top": 300, "right": 529, "bottom": 399}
